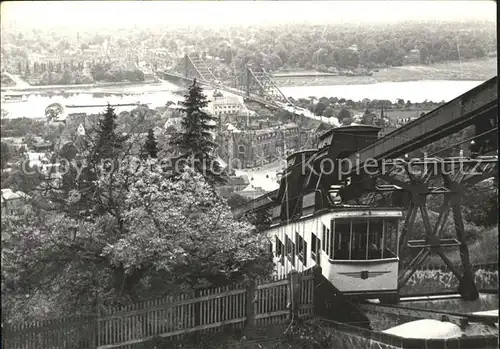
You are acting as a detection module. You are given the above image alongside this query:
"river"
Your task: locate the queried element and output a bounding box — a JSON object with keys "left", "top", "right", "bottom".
{"left": 1, "top": 80, "right": 486, "bottom": 119}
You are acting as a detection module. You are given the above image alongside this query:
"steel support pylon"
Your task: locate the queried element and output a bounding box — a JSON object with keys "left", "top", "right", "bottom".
{"left": 231, "top": 65, "right": 291, "bottom": 104}
{"left": 354, "top": 156, "right": 497, "bottom": 301}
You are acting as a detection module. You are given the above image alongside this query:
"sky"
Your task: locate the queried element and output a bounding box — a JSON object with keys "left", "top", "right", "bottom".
{"left": 0, "top": 1, "right": 496, "bottom": 30}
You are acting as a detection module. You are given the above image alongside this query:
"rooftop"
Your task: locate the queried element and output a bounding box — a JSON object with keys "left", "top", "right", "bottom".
{"left": 1, "top": 189, "right": 28, "bottom": 203}
{"left": 229, "top": 175, "right": 250, "bottom": 187}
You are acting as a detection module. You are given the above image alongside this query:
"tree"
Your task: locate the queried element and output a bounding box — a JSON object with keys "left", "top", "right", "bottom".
{"left": 1, "top": 142, "right": 12, "bottom": 169}
{"left": 93, "top": 104, "right": 129, "bottom": 162}
{"left": 341, "top": 117, "right": 353, "bottom": 126}
{"left": 323, "top": 108, "right": 334, "bottom": 118}
{"left": 2, "top": 162, "right": 271, "bottom": 322}
{"left": 45, "top": 103, "right": 65, "bottom": 122}
{"left": 361, "top": 109, "right": 375, "bottom": 125}
{"left": 313, "top": 102, "right": 327, "bottom": 116}
{"left": 141, "top": 128, "right": 158, "bottom": 159}
{"left": 337, "top": 107, "right": 351, "bottom": 124}
{"left": 227, "top": 192, "right": 250, "bottom": 211}
{"left": 170, "top": 79, "right": 225, "bottom": 185}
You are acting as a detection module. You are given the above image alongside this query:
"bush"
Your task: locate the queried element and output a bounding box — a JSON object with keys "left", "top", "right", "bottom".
{"left": 411, "top": 211, "right": 482, "bottom": 240}
{"left": 401, "top": 268, "right": 498, "bottom": 295}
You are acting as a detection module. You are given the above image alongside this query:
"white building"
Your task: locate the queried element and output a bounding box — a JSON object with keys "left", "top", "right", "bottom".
{"left": 207, "top": 92, "right": 252, "bottom": 118}
{"left": 25, "top": 151, "right": 49, "bottom": 168}
{"left": 1, "top": 189, "right": 28, "bottom": 216}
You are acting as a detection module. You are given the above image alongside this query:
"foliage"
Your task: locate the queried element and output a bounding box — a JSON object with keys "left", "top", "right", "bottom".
{"left": 91, "top": 62, "right": 145, "bottom": 83}
{"left": 283, "top": 318, "right": 337, "bottom": 349}
{"left": 337, "top": 107, "right": 351, "bottom": 124}
{"left": 0, "top": 117, "right": 46, "bottom": 138}
{"left": 45, "top": 103, "right": 65, "bottom": 122}
{"left": 5, "top": 21, "right": 495, "bottom": 86}
{"left": 1, "top": 142, "right": 12, "bottom": 169}
{"left": 141, "top": 128, "right": 158, "bottom": 159}
{"left": 226, "top": 192, "right": 250, "bottom": 211}
{"left": 322, "top": 107, "right": 334, "bottom": 118}
{"left": 400, "top": 267, "right": 498, "bottom": 296}
{"left": 196, "top": 21, "right": 496, "bottom": 78}
{"left": 462, "top": 179, "right": 497, "bottom": 227}
{"left": 361, "top": 109, "right": 376, "bottom": 125}
{"left": 93, "top": 104, "right": 130, "bottom": 161}
{"left": 2, "top": 106, "right": 271, "bottom": 323}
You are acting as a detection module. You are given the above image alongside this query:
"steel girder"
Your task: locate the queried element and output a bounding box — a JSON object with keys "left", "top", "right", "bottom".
{"left": 231, "top": 66, "right": 290, "bottom": 104}
{"left": 342, "top": 76, "right": 498, "bottom": 176}
{"left": 352, "top": 156, "right": 498, "bottom": 301}
{"left": 170, "top": 54, "right": 216, "bottom": 83}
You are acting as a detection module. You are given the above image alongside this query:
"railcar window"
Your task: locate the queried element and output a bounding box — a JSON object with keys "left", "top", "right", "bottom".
{"left": 276, "top": 236, "right": 285, "bottom": 264}
{"left": 383, "top": 219, "right": 398, "bottom": 258}
{"left": 333, "top": 221, "right": 351, "bottom": 260}
{"left": 296, "top": 232, "right": 307, "bottom": 266}
{"left": 311, "top": 233, "right": 318, "bottom": 262}
{"left": 328, "top": 227, "right": 334, "bottom": 258}
{"left": 352, "top": 220, "right": 368, "bottom": 260}
{"left": 326, "top": 228, "right": 331, "bottom": 257}
{"left": 332, "top": 218, "right": 399, "bottom": 260}
{"left": 286, "top": 235, "right": 295, "bottom": 266}
{"left": 322, "top": 224, "right": 326, "bottom": 251}
{"left": 367, "top": 220, "right": 383, "bottom": 259}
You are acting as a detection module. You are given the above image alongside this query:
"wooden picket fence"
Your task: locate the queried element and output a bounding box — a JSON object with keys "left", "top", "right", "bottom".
{"left": 3, "top": 271, "right": 315, "bottom": 349}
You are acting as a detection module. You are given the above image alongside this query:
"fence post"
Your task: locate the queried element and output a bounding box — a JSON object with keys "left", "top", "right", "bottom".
{"left": 194, "top": 288, "right": 201, "bottom": 328}
{"left": 245, "top": 279, "right": 256, "bottom": 334}
{"left": 312, "top": 266, "right": 323, "bottom": 317}
{"left": 289, "top": 270, "right": 300, "bottom": 320}
{"left": 94, "top": 311, "right": 100, "bottom": 349}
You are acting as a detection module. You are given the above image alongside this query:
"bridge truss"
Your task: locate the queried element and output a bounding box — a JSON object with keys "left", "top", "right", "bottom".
{"left": 170, "top": 54, "right": 217, "bottom": 83}
{"left": 231, "top": 66, "right": 291, "bottom": 104}
{"left": 168, "top": 54, "right": 291, "bottom": 106}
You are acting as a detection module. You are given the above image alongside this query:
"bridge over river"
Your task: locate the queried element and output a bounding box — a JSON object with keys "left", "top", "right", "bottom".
{"left": 162, "top": 54, "right": 341, "bottom": 127}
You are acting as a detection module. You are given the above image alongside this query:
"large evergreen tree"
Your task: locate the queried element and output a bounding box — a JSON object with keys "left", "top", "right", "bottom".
{"left": 141, "top": 128, "right": 158, "bottom": 159}
{"left": 170, "top": 79, "right": 226, "bottom": 184}
{"left": 44, "top": 104, "right": 129, "bottom": 218}
{"left": 93, "top": 104, "right": 129, "bottom": 162}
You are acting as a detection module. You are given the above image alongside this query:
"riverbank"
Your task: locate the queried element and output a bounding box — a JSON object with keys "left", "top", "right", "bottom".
{"left": 273, "top": 58, "right": 497, "bottom": 87}
{"left": 1, "top": 79, "right": 162, "bottom": 94}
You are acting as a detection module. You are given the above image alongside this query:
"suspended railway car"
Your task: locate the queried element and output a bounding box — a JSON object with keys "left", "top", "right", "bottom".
{"left": 245, "top": 125, "right": 404, "bottom": 300}
{"left": 270, "top": 205, "right": 402, "bottom": 299}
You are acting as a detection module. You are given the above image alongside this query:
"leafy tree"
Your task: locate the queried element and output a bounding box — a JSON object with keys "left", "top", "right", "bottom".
{"left": 226, "top": 192, "right": 250, "bottom": 211}
{"left": 170, "top": 79, "right": 225, "bottom": 185}
{"left": 462, "top": 179, "right": 497, "bottom": 227}
{"left": 2, "top": 162, "right": 270, "bottom": 321}
{"left": 361, "top": 109, "right": 376, "bottom": 125}
{"left": 1, "top": 142, "right": 12, "bottom": 169}
{"left": 141, "top": 128, "right": 158, "bottom": 159}
{"left": 313, "top": 102, "right": 327, "bottom": 116}
{"left": 45, "top": 103, "right": 65, "bottom": 122}
{"left": 337, "top": 107, "right": 351, "bottom": 124}
{"left": 323, "top": 108, "right": 334, "bottom": 118}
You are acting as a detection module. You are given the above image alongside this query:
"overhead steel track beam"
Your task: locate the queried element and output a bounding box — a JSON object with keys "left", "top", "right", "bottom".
{"left": 343, "top": 76, "right": 498, "bottom": 176}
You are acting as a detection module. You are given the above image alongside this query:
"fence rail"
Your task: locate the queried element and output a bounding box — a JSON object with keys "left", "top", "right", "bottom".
{"left": 3, "top": 272, "right": 314, "bottom": 349}
{"left": 5, "top": 263, "right": 495, "bottom": 349}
